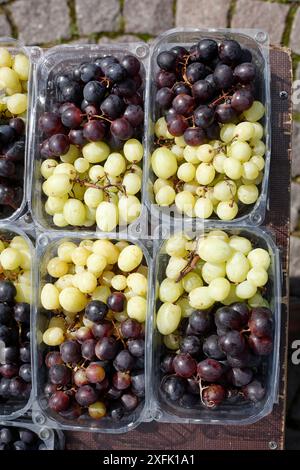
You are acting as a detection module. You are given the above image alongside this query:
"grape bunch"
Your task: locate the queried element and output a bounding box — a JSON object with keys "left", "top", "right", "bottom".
{"left": 159, "top": 302, "right": 272, "bottom": 410}
{"left": 0, "top": 426, "right": 46, "bottom": 451}
{"left": 38, "top": 53, "right": 145, "bottom": 231}
{"left": 151, "top": 38, "right": 266, "bottom": 220}
{"left": 0, "top": 48, "right": 29, "bottom": 219}
{"left": 40, "top": 239, "right": 147, "bottom": 421}
{"left": 0, "top": 236, "right": 32, "bottom": 406}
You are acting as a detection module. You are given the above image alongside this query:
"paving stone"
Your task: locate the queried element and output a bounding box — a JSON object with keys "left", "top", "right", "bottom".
{"left": 290, "top": 8, "right": 300, "bottom": 55}
{"left": 76, "top": 0, "right": 121, "bottom": 35}
{"left": 176, "top": 0, "right": 230, "bottom": 28}
{"left": 290, "top": 236, "right": 300, "bottom": 278}
{"left": 291, "top": 182, "right": 300, "bottom": 232}
{"left": 0, "top": 14, "right": 11, "bottom": 36}
{"left": 124, "top": 0, "right": 173, "bottom": 35}
{"left": 9, "top": 0, "right": 71, "bottom": 44}
{"left": 292, "top": 121, "right": 300, "bottom": 177}
{"left": 98, "top": 35, "right": 143, "bottom": 45}
{"left": 231, "top": 0, "right": 289, "bottom": 44}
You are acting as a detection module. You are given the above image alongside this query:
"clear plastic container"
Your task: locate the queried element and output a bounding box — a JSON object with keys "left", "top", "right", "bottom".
{"left": 28, "top": 42, "right": 150, "bottom": 233}
{"left": 150, "top": 224, "right": 281, "bottom": 425}
{"left": 0, "top": 38, "right": 32, "bottom": 223}
{"left": 32, "top": 231, "right": 152, "bottom": 433}
{"left": 144, "top": 28, "right": 271, "bottom": 227}
{"left": 0, "top": 224, "right": 34, "bottom": 421}
{"left": 0, "top": 418, "right": 65, "bottom": 449}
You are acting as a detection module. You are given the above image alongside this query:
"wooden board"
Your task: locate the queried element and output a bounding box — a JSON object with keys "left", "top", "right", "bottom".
{"left": 65, "top": 46, "right": 292, "bottom": 451}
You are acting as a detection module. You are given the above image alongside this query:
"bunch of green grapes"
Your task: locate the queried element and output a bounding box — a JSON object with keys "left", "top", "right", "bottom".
{"left": 151, "top": 101, "right": 265, "bottom": 221}
{"left": 0, "top": 48, "right": 29, "bottom": 116}
{"left": 156, "top": 230, "right": 271, "bottom": 336}
{"left": 41, "top": 138, "right": 143, "bottom": 231}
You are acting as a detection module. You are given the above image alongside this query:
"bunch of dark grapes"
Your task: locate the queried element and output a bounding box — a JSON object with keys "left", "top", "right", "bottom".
{"left": 155, "top": 38, "right": 256, "bottom": 145}
{"left": 0, "top": 280, "right": 31, "bottom": 404}
{"left": 45, "top": 298, "right": 145, "bottom": 421}
{"left": 39, "top": 54, "right": 144, "bottom": 157}
{"left": 0, "top": 426, "right": 46, "bottom": 451}
{"left": 160, "top": 303, "right": 272, "bottom": 409}
{"left": 0, "top": 118, "right": 25, "bottom": 217}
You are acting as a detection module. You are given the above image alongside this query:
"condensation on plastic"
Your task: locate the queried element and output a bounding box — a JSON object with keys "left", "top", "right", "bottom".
{"left": 0, "top": 38, "right": 33, "bottom": 224}
{"left": 31, "top": 231, "right": 152, "bottom": 433}
{"left": 150, "top": 223, "right": 281, "bottom": 425}
{"left": 27, "top": 42, "right": 150, "bottom": 234}
{"left": 144, "top": 28, "right": 271, "bottom": 227}
{"left": 0, "top": 417, "right": 65, "bottom": 449}
{"left": 0, "top": 224, "right": 34, "bottom": 421}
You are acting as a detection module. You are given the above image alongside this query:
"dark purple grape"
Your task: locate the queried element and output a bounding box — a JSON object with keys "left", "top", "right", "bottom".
{"left": 197, "top": 39, "right": 218, "bottom": 62}
{"left": 0, "top": 303, "right": 11, "bottom": 325}
{"left": 95, "top": 336, "right": 119, "bottom": 361}
{"left": 155, "top": 87, "right": 174, "bottom": 108}
{"left": 0, "top": 184, "right": 15, "bottom": 207}
{"left": 45, "top": 351, "right": 63, "bottom": 368}
{"left": 83, "top": 81, "right": 106, "bottom": 104}
{"left": 0, "top": 125, "right": 16, "bottom": 144}
{"left": 0, "top": 280, "right": 16, "bottom": 303}
{"left": 202, "top": 384, "right": 225, "bottom": 408}
{"left": 44, "top": 383, "right": 57, "bottom": 396}
{"left": 213, "top": 64, "right": 233, "bottom": 89}
{"left": 123, "top": 104, "right": 144, "bottom": 127}
{"left": 121, "top": 55, "right": 140, "bottom": 76}
{"left": 189, "top": 44, "right": 201, "bottom": 62}
{"left": 9, "top": 376, "right": 26, "bottom": 396}
{"left": 183, "top": 126, "right": 206, "bottom": 146}
{"left": 100, "top": 95, "right": 125, "bottom": 119}
{"left": 49, "top": 364, "right": 71, "bottom": 386}
{"left": 110, "top": 118, "right": 133, "bottom": 140}
{"left": 189, "top": 310, "right": 211, "bottom": 334}
{"left": 97, "top": 55, "right": 118, "bottom": 70}
{"left": 234, "top": 62, "right": 255, "bottom": 84}
{"left": 171, "top": 45, "right": 188, "bottom": 60}
{"left": 206, "top": 122, "right": 220, "bottom": 140}
{"left": 0, "top": 377, "right": 10, "bottom": 398}
{"left": 109, "top": 401, "right": 124, "bottom": 420}
{"left": 0, "top": 363, "right": 18, "bottom": 378}
{"left": 48, "top": 134, "right": 70, "bottom": 156}
{"left": 9, "top": 117, "right": 25, "bottom": 135}
{"left": 13, "top": 440, "right": 28, "bottom": 450}
{"left": 113, "top": 350, "right": 134, "bottom": 372}
{"left": 167, "top": 115, "right": 188, "bottom": 136}
{"left": 92, "top": 321, "right": 113, "bottom": 340}
{"left": 127, "top": 338, "right": 144, "bottom": 358}
{"left": 203, "top": 334, "right": 226, "bottom": 360}
{"left": 215, "top": 306, "right": 242, "bottom": 331}
{"left": 172, "top": 93, "right": 194, "bottom": 116}
{"left": 124, "top": 91, "right": 143, "bottom": 106}
{"left": 249, "top": 314, "right": 272, "bottom": 338}
{"left": 242, "top": 380, "right": 265, "bottom": 402}
{"left": 113, "top": 78, "right": 137, "bottom": 98}
{"left": 68, "top": 129, "right": 86, "bottom": 146}
{"left": 85, "top": 300, "right": 108, "bottom": 323}
{"left": 179, "top": 393, "right": 199, "bottom": 408}
{"left": 105, "top": 63, "right": 127, "bottom": 82}
{"left": 60, "top": 340, "right": 81, "bottom": 364}
{"left": 186, "top": 62, "right": 207, "bottom": 84}
{"left": 173, "top": 353, "right": 197, "bottom": 378}
{"left": 157, "top": 51, "right": 177, "bottom": 71}
{"left": 194, "top": 105, "right": 214, "bottom": 128}
{"left": 95, "top": 376, "right": 109, "bottom": 394}
{"left": 160, "top": 353, "right": 175, "bottom": 374}
{"left": 230, "top": 302, "right": 250, "bottom": 325}
{"left": 61, "top": 82, "right": 82, "bottom": 104}
{"left": 121, "top": 392, "right": 139, "bottom": 411}
{"left": 13, "top": 303, "right": 30, "bottom": 324}
{"left": 75, "top": 326, "right": 94, "bottom": 343}
{"left": 248, "top": 335, "right": 272, "bottom": 356}
{"left": 173, "top": 82, "right": 191, "bottom": 96}
{"left": 120, "top": 319, "right": 141, "bottom": 339}
{"left": 156, "top": 70, "right": 176, "bottom": 89}
{"left": 227, "top": 367, "right": 253, "bottom": 387}
{"left": 19, "top": 342, "right": 30, "bottom": 362}
{"left": 49, "top": 390, "right": 70, "bottom": 413}
{"left": 75, "top": 385, "right": 98, "bottom": 406}
{"left": 219, "top": 331, "right": 246, "bottom": 356}
{"left": 197, "top": 358, "right": 224, "bottom": 382}
{"left": 39, "top": 112, "right": 62, "bottom": 136}
{"left": 80, "top": 63, "right": 101, "bottom": 82}
{"left": 161, "top": 375, "right": 185, "bottom": 401}
{"left": 219, "top": 40, "right": 242, "bottom": 64}
{"left": 61, "top": 106, "right": 82, "bottom": 128}
{"left": 107, "top": 292, "right": 125, "bottom": 312}
{"left": 231, "top": 88, "right": 254, "bottom": 112}
{"left": 19, "top": 429, "right": 37, "bottom": 445}
{"left": 192, "top": 80, "right": 213, "bottom": 102}
{"left": 81, "top": 339, "right": 97, "bottom": 361}
{"left": 59, "top": 402, "right": 82, "bottom": 419}
{"left": 19, "top": 363, "right": 31, "bottom": 383}
{"left": 186, "top": 377, "right": 200, "bottom": 395}
{"left": 0, "top": 160, "right": 15, "bottom": 178}
{"left": 2, "top": 346, "right": 19, "bottom": 364}
{"left": 112, "top": 371, "right": 131, "bottom": 390}
{"left": 180, "top": 335, "right": 201, "bottom": 356}
{"left": 0, "top": 427, "right": 14, "bottom": 444}
{"left": 131, "top": 371, "right": 145, "bottom": 398}
{"left": 56, "top": 74, "right": 72, "bottom": 89}
{"left": 215, "top": 103, "right": 237, "bottom": 123}
{"left": 241, "top": 48, "right": 252, "bottom": 63}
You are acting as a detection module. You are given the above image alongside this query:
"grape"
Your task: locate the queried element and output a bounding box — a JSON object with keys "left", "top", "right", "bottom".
{"left": 83, "top": 81, "right": 106, "bottom": 104}
{"left": 172, "top": 94, "right": 194, "bottom": 117}
{"left": 0, "top": 280, "right": 16, "bottom": 303}
{"left": 157, "top": 51, "right": 177, "bottom": 71}
{"left": 202, "top": 384, "right": 225, "bottom": 408}
{"left": 82, "top": 120, "right": 106, "bottom": 141}
{"left": 107, "top": 292, "right": 125, "bottom": 312}
{"left": 219, "top": 40, "right": 242, "bottom": 64}
{"left": 197, "top": 358, "right": 224, "bottom": 381}
{"left": 242, "top": 380, "right": 265, "bottom": 402}
{"left": 167, "top": 115, "right": 188, "bottom": 137}
{"left": 227, "top": 367, "right": 253, "bottom": 387}
{"left": 197, "top": 39, "right": 218, "bottom": 61}
{"left": 49, "top": 391, "right": 70, "bottom": 412}
{"left": 156, "top": 302, "right": 181, "bottom": 335}
{"left": 161, "top": 375, "right": 185, "bottom": 401}
{"left": 219, "top": 330, "right": 245, "bottom": 355}
{"left": 113, "top": 371, "right": 131, "bottom": 390}
{"left": 48, "top": 134, "right": 70, "bottom": 156}
{"left": 75, "top": 385, "right": 98, "bottom": 406}
{"left": 173, "top": 353, "right": 197, "bottom": 378}
{"left": 186, "top": 63, "right": 207, "bottom": 84}
{"left": 160, "top": 354, "right": 175, "bottom": 374}
{"left": 105, "top": 63, "right": 127, "bottom": 82}
{"left": 85, "top": 363, "right": 106, "bottom": 383}
{"left": 203, "top": 334, "right": 226, "bottom": 360}
{"left": 61, "top": 82, "right": 82, "bottom": 103}
{"left": 215, "top": 103, "right": 236, "bottom": 123}
{"left": 131, "top": 371, "right": 145, "bottom": 398}
{"left": 110, "top": 117, "right": 133, "bottom": 140}
{"left": 248, "top": 335, "right": 272, "bottom": 355}
{"left": 80, "top": 63, "right": 101, "bottom": 82}
{"left": 121, "top": 55, "right": 140, "bottom": 76}
{"left": 213, "top": 64, "right": 233, "bottom": 89}
{"left": 60, "top": 340, "right": 81, "bottom": 363}
{"left": 121, "top": 319, "right": 142, "bottom": 339}
{"left": 95, "top": 337, "right": 119, "bottom": 361}
{"left": 81, "top": 339, "right": 97, "bottom": 361}
{"left": 192, "top": 80, "right": 213, "bottom": 101}
{"left": 244, "top": 101, "right": 265, "bottom": 122}
{"left": 231, "top": 89, "right": 254, "bottom": 113}
{"left": 123, "top": 104, "right": 144, "bottom": 127}
{"left": 189, "top": 310, "right": 211, "bottom": 334}
{"left": 88, "top": 401, "right": 106, "bottom": 419}
{"left": 19, "top": 363, "right": 31, "bottom": 382}
{"left": 85, "top": 300, "right": 108, "bottom": 323}
{"left": 39, "top": 112, "right": 62, "bottom": 136}
{"left": 49, "top": 364, "right": 71, "bottom": 385}
{"left": 183, "top": 127, "right": 206, "bottom": 146}
{"left": 127, "top": 338, "right": 144, "bottom": 358}
{"left": 247, "top": 248, "right": 270, "bottom": 270}
{"left": 194, "top": 105, "right": 214, "bottom": 128}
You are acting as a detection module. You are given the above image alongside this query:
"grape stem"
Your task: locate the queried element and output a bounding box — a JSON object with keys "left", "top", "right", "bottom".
{"left": 197, "top": 376, "right": 210, "bottom": 407}
{"left": 176, "top": 251, "right": 200, "bottom": 282}
{"left": 73, "top": 177, "right": 126, "bottom": 195}
{"left": 209, "top": 90, "right": 233, "bottom": 108}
